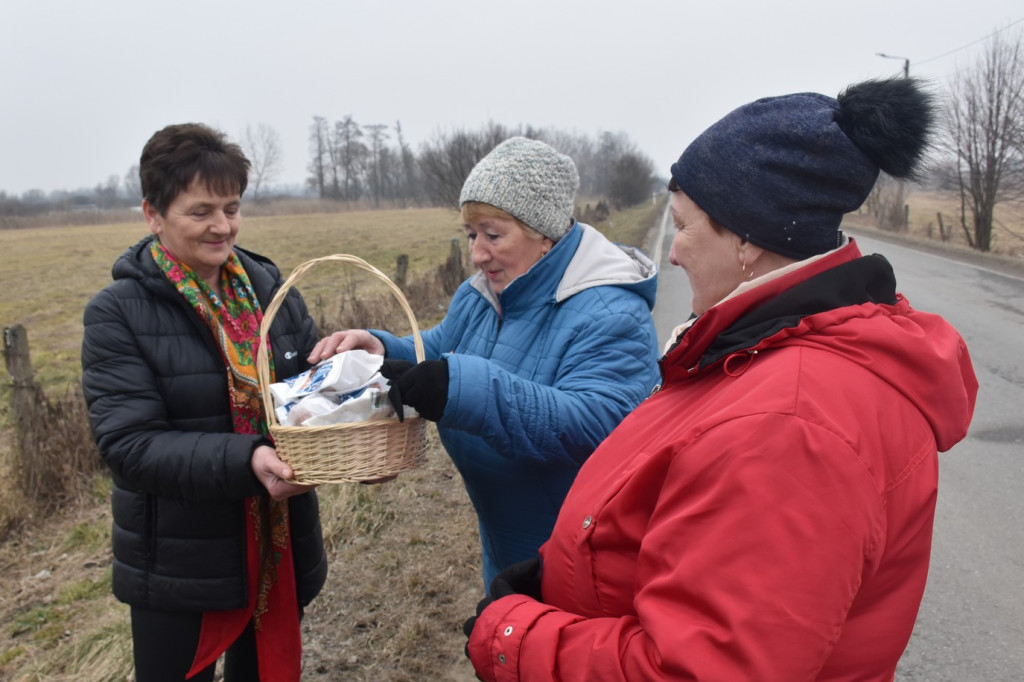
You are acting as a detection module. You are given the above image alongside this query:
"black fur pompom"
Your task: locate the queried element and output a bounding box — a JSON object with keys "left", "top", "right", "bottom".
{"left": 835, "top": 77, "right": 935, "bottom": 179}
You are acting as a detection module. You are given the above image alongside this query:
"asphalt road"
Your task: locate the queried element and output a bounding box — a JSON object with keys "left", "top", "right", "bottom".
{"left": 647, "top": 210, "right": 1024, "bottom": 681}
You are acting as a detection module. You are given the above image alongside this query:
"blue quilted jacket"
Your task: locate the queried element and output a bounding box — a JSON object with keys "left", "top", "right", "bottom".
{"left": 373, "top": 222, "right": 660, "bottom": 587}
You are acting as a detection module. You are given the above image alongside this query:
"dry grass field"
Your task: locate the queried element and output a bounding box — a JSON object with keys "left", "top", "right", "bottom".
{"left": 845, "top": 188, "right": 1024, "bottom": 261}
{"left": 0, "top": 200, "right": 659, "bottom": 681}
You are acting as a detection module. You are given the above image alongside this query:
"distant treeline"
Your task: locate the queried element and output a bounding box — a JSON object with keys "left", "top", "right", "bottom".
{"left": 306, "top": 118, "right": 660, "bottom": 211}
{"left": 0, "top": 178, "right": 134, "bottom": 219}
{"left": 0, "top": 120, "right": 661, "bottom": 223}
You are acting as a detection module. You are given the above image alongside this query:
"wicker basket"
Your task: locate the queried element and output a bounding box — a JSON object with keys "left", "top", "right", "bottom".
{"left": 256, "top": 254, "right": 428, "bottom": 484}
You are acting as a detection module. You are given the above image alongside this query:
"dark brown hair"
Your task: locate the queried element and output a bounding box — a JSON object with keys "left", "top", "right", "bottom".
{"left": 139, "top": 123, "right": 250, "bottom": 215}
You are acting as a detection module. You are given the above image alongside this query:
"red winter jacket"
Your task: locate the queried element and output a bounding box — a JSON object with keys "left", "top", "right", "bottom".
{"left": 467, "top": 241, "right": 978, "bottom": 681}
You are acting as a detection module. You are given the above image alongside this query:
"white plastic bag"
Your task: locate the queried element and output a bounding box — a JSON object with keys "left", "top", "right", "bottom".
{"left": 269, "top": 349, "right": 383, "bottom": 404}
{"left": 302, "top": 384, "right": 393, "bottom": 425}
{"left": 270, "top": 350, "right": 406, "bottom": 426}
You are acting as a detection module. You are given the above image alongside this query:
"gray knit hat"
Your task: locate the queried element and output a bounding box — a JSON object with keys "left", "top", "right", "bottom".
{"left": 459, "top": 136, "right": 579, "bottom": 241}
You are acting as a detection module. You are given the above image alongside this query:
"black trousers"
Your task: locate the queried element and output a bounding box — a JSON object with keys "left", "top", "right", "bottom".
{"left": 130, "top": 606, "right": 259, "bottom": 682}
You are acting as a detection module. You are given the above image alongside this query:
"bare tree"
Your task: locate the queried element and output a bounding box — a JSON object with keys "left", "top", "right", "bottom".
{"left": 123, "top": 164, "right": 141, "bottom": 203}
{"left": 325, "top": 122, "right": 343, "bottom": 199}
{"left": 333, "top": 116, "right": 366, "bottom": 201}
{"left": 418, "top": 122, "right": 516, "bottom": 208}
{"left": 594, "top": 131, "right": 634, "bottom": 198}
{"left": 395, "top": 120, "right": 418, "bottom": 205}
{"left": 242, "top": 123, "right": 283, "bottom": 200}
{"left": 307, "top": 116, "right": 330, "bottom": 198}
{"left": 94, "top": 174, "right": 121, "bottom": 209}
{"left": 607, "top": 152, "right": 656, "bottom": 209}
{"left": 864, "top": 172, "right": 909, "bottom": 232}
{"left": 945, "top": 28, "right": 1024, "bottom": 251}
{"left": 365, "top": 123, "right": 390, "bottom": 207}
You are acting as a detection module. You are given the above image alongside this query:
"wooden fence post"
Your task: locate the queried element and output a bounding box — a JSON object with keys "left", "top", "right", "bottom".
{"left": 3, "top": 324, "right": 45, "bottom": 489}
{"left": 440, "top": 238, "right": 465, "bottom": 295}
{"left": 394, "top": 254, "right": 409, "bottom": 290}
{"left": 3, "top": 324, "right": 32, "bottom": 384}
{"left": 3, "top": 324, "right": 102, "bottom": 512}
{"left": 937, "top": 212, "right": 950, "bottom": 242}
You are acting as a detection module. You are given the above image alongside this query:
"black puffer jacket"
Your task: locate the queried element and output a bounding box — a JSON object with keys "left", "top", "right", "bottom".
{"left": 81, "top": 236, "right": 327, "bottom": 612}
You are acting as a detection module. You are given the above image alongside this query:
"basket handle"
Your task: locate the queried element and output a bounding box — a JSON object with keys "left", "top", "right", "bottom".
{"left": 256, "top": 254, "right": 425, "bottom": 430}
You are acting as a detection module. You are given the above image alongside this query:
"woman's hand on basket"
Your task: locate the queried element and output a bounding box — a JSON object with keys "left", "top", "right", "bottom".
{"left": 252, "top": 445, "right": 316, "bottom": 501}
{"left": 307, "top": 330, "right": 384, "bottom": 364}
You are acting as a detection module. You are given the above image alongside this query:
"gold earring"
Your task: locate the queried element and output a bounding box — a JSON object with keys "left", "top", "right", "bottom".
{"left": 740, "top": 257, "right": 752, "bottom": 279}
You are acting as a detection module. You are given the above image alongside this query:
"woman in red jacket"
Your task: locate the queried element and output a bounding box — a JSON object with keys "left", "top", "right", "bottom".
{"left": 462, "top": 77, "right": 979, "bottom": 681}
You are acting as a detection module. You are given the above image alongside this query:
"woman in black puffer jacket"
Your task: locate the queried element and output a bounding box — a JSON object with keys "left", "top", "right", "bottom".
{"left": 82, "top": 123, "right": 326, "bottom": 682}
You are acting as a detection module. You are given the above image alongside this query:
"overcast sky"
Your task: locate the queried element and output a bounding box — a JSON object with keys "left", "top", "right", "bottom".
{"left": 2, "top": 0, "right": 1022, "bottom": 197}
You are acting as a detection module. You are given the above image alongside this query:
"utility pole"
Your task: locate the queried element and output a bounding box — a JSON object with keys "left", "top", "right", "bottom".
{"left": 872, "top": 52, "right": 913, "bottom": 232}
{"left": 876, "top": 52, "right": 910, "bottom": 78}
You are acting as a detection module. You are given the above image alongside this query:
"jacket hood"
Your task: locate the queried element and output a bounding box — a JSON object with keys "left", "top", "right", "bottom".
{"left": 111, "top": 235, "right": 156, "bottom": 280}
{"left": 556, "top": 223, "right": 657, "bottom": 309}
{"left": 664, "top": 241, "right": 977, "bottom": 452}
{"left": 470, "top": 221, "right": 658, "bottom": 313}
{"left": 767, "top": 291, "right": 976, "bottom": 452}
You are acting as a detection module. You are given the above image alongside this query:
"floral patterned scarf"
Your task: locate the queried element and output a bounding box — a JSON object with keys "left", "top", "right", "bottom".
{"left": 151, "top": 241, "right": 302, "bottom": 680}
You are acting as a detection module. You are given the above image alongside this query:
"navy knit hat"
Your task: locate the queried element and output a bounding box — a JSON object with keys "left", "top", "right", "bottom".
{"left": 670, "top": 77, "right": 934, "bottom": 260}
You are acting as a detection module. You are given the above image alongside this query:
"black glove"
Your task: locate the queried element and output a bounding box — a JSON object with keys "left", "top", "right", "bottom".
{"left": 379, "top": 358, "right": 414, "bottom": 383}
{"left": 380, "top": 358, "right": 449, "bottom": 422}
{"left": 490, "top": 557, "right": 542, "bottom": 601}
{"left": 462, "top": 558, "right": 543, "bottom": 661}
{"left": 379, "top": 359, "right": 414, "bottom": 420}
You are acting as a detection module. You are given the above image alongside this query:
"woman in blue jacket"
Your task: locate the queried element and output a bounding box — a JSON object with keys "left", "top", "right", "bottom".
{"left": 311, "top": 137, "right": 660, "bottom": 588}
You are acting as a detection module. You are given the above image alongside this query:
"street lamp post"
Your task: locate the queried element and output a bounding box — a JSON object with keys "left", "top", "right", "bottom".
{"left": 873, "top": 52, "right": 912, "bottom": 231}
{"left": 876, "top": 52, "right": 910, "bottom": 78}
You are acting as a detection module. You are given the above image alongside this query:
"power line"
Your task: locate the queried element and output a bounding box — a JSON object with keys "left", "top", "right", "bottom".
{"left": 916, "top": 17, "right": 1024, "bottom": 66}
